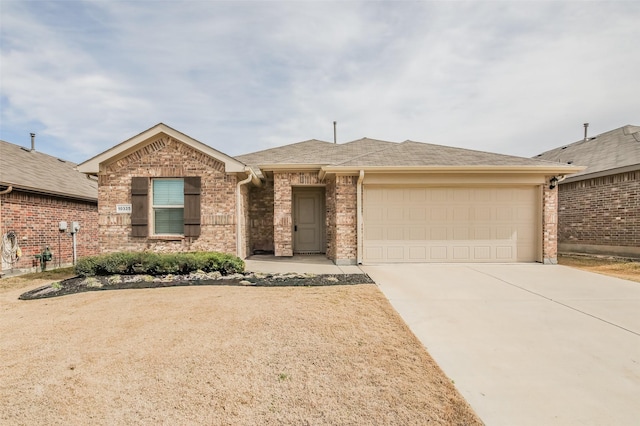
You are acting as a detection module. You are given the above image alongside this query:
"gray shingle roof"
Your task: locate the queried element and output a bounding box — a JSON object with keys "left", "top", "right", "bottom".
{"left": 236, "top": 137, "right": 567, "bottom": 169}
{"left": 0, "top": 140, "right": 98, "bottom": 201}
{"left": 235, "top": 138, "right": 397, "bottom": 166}
{"left": 535, "top": 125, "right": 640, "bottom": 179}
{"left": 334, "top": 140, "right": 559, "bottom": 167}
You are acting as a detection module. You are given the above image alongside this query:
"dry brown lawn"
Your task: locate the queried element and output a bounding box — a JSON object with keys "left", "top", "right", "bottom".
{"left": 559, "top": 254, "right": 640, "bottom": 283}
{"left": 0, "top": 273, "right": 481, "bottom": 425}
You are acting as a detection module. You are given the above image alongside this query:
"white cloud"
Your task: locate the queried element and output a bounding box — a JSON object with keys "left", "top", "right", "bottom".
{"left": 1, "top": 0, "right": 638, "bottom": 163}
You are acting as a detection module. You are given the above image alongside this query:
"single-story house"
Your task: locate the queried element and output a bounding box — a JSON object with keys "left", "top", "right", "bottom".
{"left": 535, "top": 125, "right": 640, "bottom": 258}
{"left": 77, "top": 123, "right": 580, "bottom": 265}
{"left": 0, "top": 137, "right": 99, "bottom": 276}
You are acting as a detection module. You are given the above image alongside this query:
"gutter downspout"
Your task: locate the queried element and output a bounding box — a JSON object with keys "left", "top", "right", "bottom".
{"left": 356, "top": 170, "right": 364, "bottom": 264}
{"left": 0, "top": 186, "right": 13, "bottom": 195}
{"left": 236, "top": 168, "right": 261, "bottom": 259}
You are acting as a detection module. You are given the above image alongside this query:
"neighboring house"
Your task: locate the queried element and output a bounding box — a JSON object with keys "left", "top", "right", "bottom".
{"left": 78, "top": 123, "right": 579, "bottom": 265}
{"left": 0, "top": 138, "right": 99, "bottom": 276}
{"left": 535, "top": 125, "right": 640, "bottom": 258}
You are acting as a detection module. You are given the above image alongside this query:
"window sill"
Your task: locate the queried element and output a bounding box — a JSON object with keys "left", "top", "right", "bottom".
{"left": 149, "top": 235, "right": 185, "bottom": 241}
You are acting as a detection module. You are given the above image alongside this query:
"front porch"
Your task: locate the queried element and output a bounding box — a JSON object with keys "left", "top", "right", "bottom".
{"left": 246, "top": 171, "right": 359, "bottom": 265}
{"left": 244, "top": 254, "right": 363, "bottom": 274}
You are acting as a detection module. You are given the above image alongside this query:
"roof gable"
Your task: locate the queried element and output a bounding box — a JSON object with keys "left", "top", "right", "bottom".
{"left": 77, "top": 123, "right": 246, "bottom": 174}
{"left": 0, "top": 139, "right": 97, "bottom": 201}
{"left": 535, "top": 125, "right": 640, "bottom": 179}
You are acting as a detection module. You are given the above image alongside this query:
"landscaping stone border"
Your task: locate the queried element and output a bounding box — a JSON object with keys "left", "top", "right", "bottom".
{"left": 19, "top": 272, "right": 375, "bottom": 300}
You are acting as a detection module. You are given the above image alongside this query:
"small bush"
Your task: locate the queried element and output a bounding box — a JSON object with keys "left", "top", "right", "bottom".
{"left": 75, "top": 251, "right": 244, "bottom": 277}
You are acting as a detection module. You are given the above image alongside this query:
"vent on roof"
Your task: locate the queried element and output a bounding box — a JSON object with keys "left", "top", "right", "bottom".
{"left": 583, "top": 123, "right": 589, "bottom": 142}
{"left": 58, "top": 158, "right": 66, "bottom": 163}
{"left": 567, "top": 161, "right": 573, "bottom": 164}
{"left": 20, "top": 146, "right": 30, "bottom": 152}
{"left": 561, "top": 146, "right": 567, "bottom": 150}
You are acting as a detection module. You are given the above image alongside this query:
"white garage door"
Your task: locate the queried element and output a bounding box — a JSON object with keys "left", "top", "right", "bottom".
{"left": 363, "top": 186, "right": 539, "bottom": 263}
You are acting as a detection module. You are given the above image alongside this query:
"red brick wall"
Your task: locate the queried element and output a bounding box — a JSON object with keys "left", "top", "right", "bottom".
{"left": 0, "top": 190, "right": 98, "bottom": 274}
{"left": 558, "top": 170, "right": 640, "bottom": 256}
{"left": 97, "top": 136, "right": 238, "bottom": 255}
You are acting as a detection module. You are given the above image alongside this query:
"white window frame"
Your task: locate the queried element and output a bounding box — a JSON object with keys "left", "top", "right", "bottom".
{"left": 151, "top": 178, "right": 184, "bottom": 235}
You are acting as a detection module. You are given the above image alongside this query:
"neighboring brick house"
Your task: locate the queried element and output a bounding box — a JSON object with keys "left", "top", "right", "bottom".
{"left": 0, "top": 138, "right": 99, "bottom": 276}
{"left": 535, "top": 125, "right": 640, "bottom": 258}
{"left": 78, "top": 123, "right": 579, "bottom": 265}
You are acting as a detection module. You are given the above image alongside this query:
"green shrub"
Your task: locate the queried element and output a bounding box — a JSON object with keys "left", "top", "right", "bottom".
{"left": 74, "top": 251, "right": 244, "bottom": 277}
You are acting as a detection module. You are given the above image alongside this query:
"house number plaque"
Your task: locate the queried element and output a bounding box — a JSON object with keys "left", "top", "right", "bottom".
{"left": 116, "top": 204, "right": 132, "bottom": 214}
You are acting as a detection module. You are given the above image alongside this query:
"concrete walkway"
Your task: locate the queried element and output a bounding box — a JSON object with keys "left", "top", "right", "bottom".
{"left": 244, "top": 255, "right": 363, "bottom": 275}
{"left": 363, "top": 263, "right": 640, "bottom": 426}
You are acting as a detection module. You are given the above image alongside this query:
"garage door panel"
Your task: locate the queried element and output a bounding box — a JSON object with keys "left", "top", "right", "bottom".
{"left": 408, "top": 227, "right": 426, "bottom": 240}
{"left": 363, "top": 186, "right": 539, "bottom": 263}
{"left": 453, "top": 246, "right": 470, "bottom": 260}
{"left": 387, "top": 247, "right": 404, "bottom": 260}
{"left": 387, "top": 227, "right": 404, "bottom": 240}
{"left": 497, "top": 246, "right": 514, "bottom": 259}
{"left": 474, "top": 227, "right": 491, "bottom": 240}
{"left": 474, "top": 246, "right": 491, "bottom": 260}
{"left": 408, "top": 208, "right": 426, "bottom": 221}
{"left": 453, "top": 227, "right": 470, "bottom": 240}
{"left": 408, "top": 246, "right": 427, "bottom": 260}
{"left": 431, "top": 227, "right": 447, "bottom": 239}
{"left": 408, "top": 188, "right": 427, "bottom": 202}
{"left": 430, "top": 246, "right": 447, "bottom": 259}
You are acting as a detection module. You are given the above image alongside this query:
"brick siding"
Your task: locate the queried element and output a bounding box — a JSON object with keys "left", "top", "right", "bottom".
{"left": 325, "top": 177, "right": 336, "bottom": 260}
{"left": 542, "top": 181, "right": 558, "bottom": 264}
{"left": 248, "top": 181, "right": 275, "bottom": 253}
{"left": 0, "top": 190, "right": 99, "bottom": 274}
{"left": 332, "top": 175, "right": 358, "bottom": 264}
{"left": 558, "top": 170, "right": 640, "bottom": 254}
{"left": 98, "top": 136, "right": 238, "bottom": 255}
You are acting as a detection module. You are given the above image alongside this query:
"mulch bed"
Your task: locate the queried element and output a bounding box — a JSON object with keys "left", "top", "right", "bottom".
{"left": 19, "top": 272, "right": 375, "bottom": 300}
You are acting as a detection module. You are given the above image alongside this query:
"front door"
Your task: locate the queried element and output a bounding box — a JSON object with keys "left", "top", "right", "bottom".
{"left": 293, "top": 188, "right": 324, "bottom": 254}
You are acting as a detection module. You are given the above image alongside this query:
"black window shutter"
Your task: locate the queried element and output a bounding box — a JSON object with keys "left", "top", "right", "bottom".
{"left": 131, "top": 177, "right": 149, "bottom": 237}
{"left": 183, "top": 176, "right": 201, "bottom": 237}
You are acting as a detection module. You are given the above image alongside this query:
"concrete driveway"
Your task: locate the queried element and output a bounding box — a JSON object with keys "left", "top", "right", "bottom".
{"left": 363, "top": 264, "right": 640, "bottom": 426}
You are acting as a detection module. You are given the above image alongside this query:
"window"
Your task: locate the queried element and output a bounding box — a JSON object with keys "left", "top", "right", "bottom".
{"left": 152, "top": 179, "right": 184, "bottom": 235}
{"left": 130, "top": 176, "right": 200, "bottom": 238}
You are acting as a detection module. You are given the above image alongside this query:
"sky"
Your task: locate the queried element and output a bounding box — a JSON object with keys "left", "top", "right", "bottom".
{"left": 1, "top": 0, "right": 639, "bottom": 164}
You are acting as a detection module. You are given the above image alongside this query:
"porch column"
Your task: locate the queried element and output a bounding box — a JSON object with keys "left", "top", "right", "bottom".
{"left": 273, "top": 172, "right": 293, "bottom": 256}
{"left": 542, "top": 179, "right": 559, "bottom": 264}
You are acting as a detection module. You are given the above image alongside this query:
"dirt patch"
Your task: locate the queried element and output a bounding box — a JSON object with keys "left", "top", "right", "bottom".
{"left": 18, "top": 272, "right": 375, "bottom": 300}
{"left": 0, "top": 280, "right": 481, "bottom": 425}
{"left": 559, "top": 254, "right": 640, "bottom": 283}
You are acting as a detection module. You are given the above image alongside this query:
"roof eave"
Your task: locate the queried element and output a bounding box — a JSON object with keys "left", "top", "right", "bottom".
{"left": 321, "top": 165, "right": 585, "bottom": 174}
{"left": 0, "top": 182, "right": 97, "bottom": 202}
{"left": 561, "top": 163, "right": 640, "bottom": 184}
{"left": 255, "top": 164, "right": 327, "bottom": 172}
